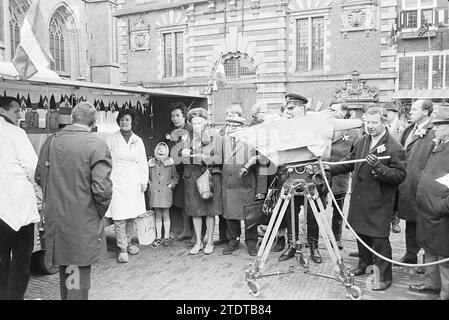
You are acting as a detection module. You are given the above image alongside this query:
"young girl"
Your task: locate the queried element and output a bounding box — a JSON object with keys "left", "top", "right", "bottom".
{"left": 148, "top": 142, "right": 179, "bottom": 247}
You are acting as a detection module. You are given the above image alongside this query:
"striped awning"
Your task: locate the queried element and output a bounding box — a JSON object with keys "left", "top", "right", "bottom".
{"left": 392, "top": 89, "right": 449, "bottom": 99}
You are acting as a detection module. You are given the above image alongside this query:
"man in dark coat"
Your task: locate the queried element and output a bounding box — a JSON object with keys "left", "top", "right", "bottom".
{"left": 398, "top": 99, "right": 435, "bottom": 268}
{"left": 331, "top": 107, "right": 406, "bottom": 291}
{"left": 329, "top": 102, "right": 362, "bottom": 250}
{"left": 220, "top": 116, "right": 267, "bottom": 256}
{"left": 35, "top": 102, "right": 113, "bottom": 300}
{"left": 410, "top": 107, "right": 449, "bottom": 300}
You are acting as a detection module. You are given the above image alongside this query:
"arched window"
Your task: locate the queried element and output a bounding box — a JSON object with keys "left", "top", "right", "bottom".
{"left": 48, "top": 6, "right": 80, "bottom": 79}
{"left": 9, "top": 0, "right": 30, "bottom": 58}
{"left": 49, "top": 16, "right": 65, "bottom": 72}
{"left": 223, "top": 52, "right": 255, "bottom": 79}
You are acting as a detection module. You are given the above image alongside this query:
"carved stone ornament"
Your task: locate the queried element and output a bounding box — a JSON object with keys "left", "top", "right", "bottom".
{"left": 341, "top": 7, "right": 374, "bottom": 32}
{"left": 186, "top": 4, "right": 195, "bottom": 22}
{"left": 334, "top": 71, "right": 378, "bottom": 102}
{"left": 251, "top": 0, "right": 260, "bottom": 10}
{"left": 129, "top": 15, "right": 151, "bottom": 51}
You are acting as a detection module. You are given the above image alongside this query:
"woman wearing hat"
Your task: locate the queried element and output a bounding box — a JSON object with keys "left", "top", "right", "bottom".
{"left": 106, "top": 108, "right": 149, "bottom": 263}
{"left": 182, "top": 108, "right": 223, "bottom": 255}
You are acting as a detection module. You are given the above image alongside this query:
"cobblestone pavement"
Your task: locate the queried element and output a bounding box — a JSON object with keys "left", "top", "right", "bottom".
{"left": 24, "top": 211, "right": 436, "bottom": 301}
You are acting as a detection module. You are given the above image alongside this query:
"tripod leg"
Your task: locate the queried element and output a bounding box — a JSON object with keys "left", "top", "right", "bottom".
{"left": 259, "top": 194, "right": 293, "bottom": 268}
{"left": 315, "top": 197, "right": 343, "bottom": 263}
{"left": 257, "top": 194, "right": 286, "bottom": 256}
{"left": 290, "top": 196, "right": 296, "bottom": 247}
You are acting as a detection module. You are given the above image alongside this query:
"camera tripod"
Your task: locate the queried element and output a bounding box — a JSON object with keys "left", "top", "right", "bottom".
{"left": 244, "top": 164, "right": 362, "bottom": 300}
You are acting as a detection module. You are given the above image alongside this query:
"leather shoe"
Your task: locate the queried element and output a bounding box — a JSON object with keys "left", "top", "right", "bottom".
{"left": 223, "top": 240, "right": 239, "bottom": 255}
{"left": 272, "top": 236, "right": 286, "bottom": 252}
{"left": 350, "top": 266, "right": 367, "bottom": 276}
{"left": 349, "top": 251, "right": 359, "bottom": 258}
{"left": 247, "top": 245, "right": 258, "bottom": 257}
{"left": 372, "top": 281, "right": 392, "bottom": 291}
{"left": 409, "top": 283, "right": 441, "bottom": 294}
{"left": 337, "top": 240, "right": 343, "bottom": 250}
{"left": 278, "top": 246, "right": 295, "bottom": 262}
{"left": 213, "top": 239, "right": 227, "bottom": 246}
{"left": 310, "top": 245, "right": 322, "bottom": 264}
{"left": 416, "top": 266, "right": 425, "bottom": 274}
{"left": 400, "top": 255, "right": 417, "bottom": 264}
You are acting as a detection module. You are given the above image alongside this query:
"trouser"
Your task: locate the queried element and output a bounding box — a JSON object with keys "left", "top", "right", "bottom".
{"left": 423, "top": 247, "right": 449, "bottom": 300}
{"left": 217, "top": 215, "right": 227, "bottom": 241}
{"left": 331, "top": 194, "right": 345, "bottom": 242}
{"left": 114, "top": 219, "right": 135, "bottom": 252}
{"left": 59, "top": 265, "right": 91, "bottom": 300}
{"left": 285, "top": 195, "right": 320, "bottom": 246}
{"left": 405, "top": 221, "right": 420, "bottom": 261}
{"left": 0, "top": 219, "right": 34, "bottom": 300}
{"left": 357, "top": 234, "right": 392, "bottom": 283}
{"left": 225, "top": 219, "right": 258, "bottom": 247}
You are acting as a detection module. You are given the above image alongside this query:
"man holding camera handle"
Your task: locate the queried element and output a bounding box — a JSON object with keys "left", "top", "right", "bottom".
{"left": 330, "top": 106, "right": 406, "bottom": 291}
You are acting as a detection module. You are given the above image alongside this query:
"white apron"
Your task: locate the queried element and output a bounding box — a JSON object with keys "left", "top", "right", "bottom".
{"left": 106, "top": 131, "right": 148, "bottom": 221}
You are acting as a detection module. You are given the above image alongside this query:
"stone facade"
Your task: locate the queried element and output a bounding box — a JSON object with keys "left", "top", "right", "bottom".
{"left": 0, "top": 0, "right": 119, "bottom": 84}
{"left": 114, "top": 0, "right": 398, "bottom": 122}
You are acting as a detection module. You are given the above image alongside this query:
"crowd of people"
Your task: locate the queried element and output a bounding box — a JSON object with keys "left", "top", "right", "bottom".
{"left": 1, "top": 93, "right": 449, "bottom": 300}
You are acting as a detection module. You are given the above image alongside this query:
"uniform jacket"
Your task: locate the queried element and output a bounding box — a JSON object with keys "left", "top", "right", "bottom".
{"left": 35, "top": 125, "right": 113, "bottom": 266}
{"left": 331, "top": 131, "right": 406, "bottom": 238}
{"left": 398, "top": 121, "right": 435, "bottom": 221}
{"left": 148, "top": 157, "right": 179, "bottom": 208}
{"left": 105, "top": 131, "right": 148, "bottom": 220}
{"left": 388, "top": 117, "right": 407, "bottom": 142}
{"left": 416, "top": 141, "right": 449, "bottom": 256}
{"left": 220, "top": 133, "right": 267, "bottom": 220}
{"left": 330, "top": 128, "right": 362, "bottom": 195}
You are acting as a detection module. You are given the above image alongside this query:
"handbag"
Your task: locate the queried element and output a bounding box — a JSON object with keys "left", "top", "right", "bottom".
{"left": 196, "top": 167, "right": 213, "bottom": 200}
{"left": 262, "top": 176, "right": 279, "bottom": 217}
{"left": 244, "top": 200, "right": 265, "bottom": 230}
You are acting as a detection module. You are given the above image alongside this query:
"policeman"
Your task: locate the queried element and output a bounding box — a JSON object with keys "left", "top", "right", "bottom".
{"left": 276, "top": 93, "right": 323, "bottom": 264}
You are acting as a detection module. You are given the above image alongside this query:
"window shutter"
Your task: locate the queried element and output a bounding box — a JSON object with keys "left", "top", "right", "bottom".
{"left": 435, "top": 8, "right": 448, "bottom": 26}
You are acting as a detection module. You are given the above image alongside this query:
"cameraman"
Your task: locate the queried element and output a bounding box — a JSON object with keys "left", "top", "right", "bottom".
{"left": 277, "top": 94, "right": 323, "bottom": 264}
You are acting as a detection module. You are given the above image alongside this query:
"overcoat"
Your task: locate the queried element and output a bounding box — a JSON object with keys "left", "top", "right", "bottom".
{"left": 166, "top": 123, "right": 192, "bottom": 209}
{"left": 220, "top": 134, "right": 267, "bottom": 221}
{"left": 35, "top": 125, "right": 113, "bottom": 266}
{"left": 148, "top": 157, "right": 179, "bottom": 208}
{"left": 331, "top": 131, "right": 406, "bottom": 238}
{"left": 330, "top": 128, "right": 362, "bottom": 196}
{"left": 105, "top": 131, "right": 148, "bottom": 220}
{"left": 182, "top": 128, "right": 222, "bottom": 217}
{"left": 397, "top": 121, "right": 435, "bottom": 221}
{"left": 416, "top": 141, "right": 449, "bottom": 256}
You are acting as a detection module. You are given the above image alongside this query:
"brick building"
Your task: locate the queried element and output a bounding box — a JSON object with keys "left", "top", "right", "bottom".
{"left": 393, "top": 0, "right": 449, "bottom": 113}
{"left": 0, "top": 0, "right": 119, "bottom": 84}
{"left": 113, "top": 0, "right": 400, "bottom": 123}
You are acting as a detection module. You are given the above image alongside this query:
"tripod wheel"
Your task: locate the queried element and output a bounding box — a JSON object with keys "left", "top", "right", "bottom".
{"left": 347, "top": 285, "right": 362, "bottom": 300}
{"left": 247, "top": 280, "right": 260, "bottom": 297}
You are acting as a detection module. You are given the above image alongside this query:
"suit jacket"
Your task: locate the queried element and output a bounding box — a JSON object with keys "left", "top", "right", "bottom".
{"left": 416, "top": 141, "right": 449, "bottom": 256}
{"left": 397, "top": 121, "right": 435, "bottom": 221}
{"left": 331, "top": 131, "right": 406, "bottom": 238}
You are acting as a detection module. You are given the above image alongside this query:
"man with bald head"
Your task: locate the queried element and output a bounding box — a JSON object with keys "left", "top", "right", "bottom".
{"left": 398, "top": 99, "right": 435, "bottom": 273}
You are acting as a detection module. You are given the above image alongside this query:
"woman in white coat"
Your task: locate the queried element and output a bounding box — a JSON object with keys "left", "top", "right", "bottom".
{"left": 106, "top": 108, "right": 148, "bottom": 263}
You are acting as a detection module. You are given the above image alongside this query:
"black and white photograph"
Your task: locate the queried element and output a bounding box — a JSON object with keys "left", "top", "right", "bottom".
{"left": 1, "top": 0, "right": 449, "bottom": 306}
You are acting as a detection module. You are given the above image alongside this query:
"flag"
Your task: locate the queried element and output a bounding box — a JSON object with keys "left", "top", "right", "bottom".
{"left": 418, "top": 19, "right": 430, "bottom": 37}
{"left": 385, "top": 25, "right": 398, "bottom": 48}
{"left": 12, "top": 0, "right": 54, "bottom": 80}
{"left": 212, "top": 57, "right": 227, "bottom": 91}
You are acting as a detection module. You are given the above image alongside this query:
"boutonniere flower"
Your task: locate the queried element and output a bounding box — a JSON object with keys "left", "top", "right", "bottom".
{"left": 415, "top": 127, "right": 427, "bottom": 138}
{"left": 181, "top": 134, "right": 188, "bottom": 142}
{"left": 376, "top": 144, "right": 386, "bottom": 154}
{"left": 342, "top": 135, "right": 350, "bottom": 142}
